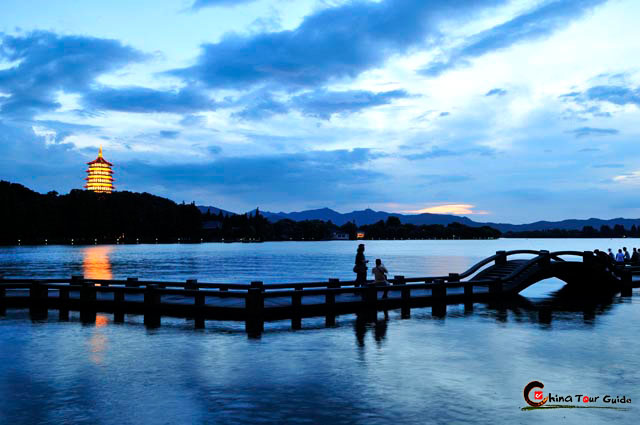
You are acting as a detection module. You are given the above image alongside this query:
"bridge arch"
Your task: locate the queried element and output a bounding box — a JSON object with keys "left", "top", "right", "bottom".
{"left": 458, "top": 250, "right": 625, "bottom": 295}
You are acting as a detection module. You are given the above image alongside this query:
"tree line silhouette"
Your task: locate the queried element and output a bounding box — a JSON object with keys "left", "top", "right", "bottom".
{"left": 10, "top": 180, "right": 638, "bottom": 245}
{"left": 2, "top": 181, "right": 503, "bottom": 245}
{"left": 503, "top": 225, "right": 640, "bottom": 239}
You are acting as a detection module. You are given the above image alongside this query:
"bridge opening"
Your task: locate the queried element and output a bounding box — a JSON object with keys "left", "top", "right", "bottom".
{"left": 518, "top": 277, "right": 566, "bottom": 299}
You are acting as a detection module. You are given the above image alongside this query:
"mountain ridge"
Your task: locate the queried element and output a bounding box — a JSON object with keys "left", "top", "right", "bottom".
{"left": 197, "top": 206, "right": 640, "bottom": 232}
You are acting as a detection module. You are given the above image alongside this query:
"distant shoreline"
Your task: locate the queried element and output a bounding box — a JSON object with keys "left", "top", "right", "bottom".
{"left": 3, "top": 236, "right": 639, "bottom": 248}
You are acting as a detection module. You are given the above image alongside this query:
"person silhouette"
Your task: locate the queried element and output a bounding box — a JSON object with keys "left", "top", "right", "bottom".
{"left": 372, "top": 258, "right": 389, "bottom": 299}
{"left": 353, "top": 244, "right": 368, "bottom": 288}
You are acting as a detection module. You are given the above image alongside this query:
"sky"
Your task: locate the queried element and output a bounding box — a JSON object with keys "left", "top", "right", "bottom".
{"left": 1, "top": 0, "right": 639, "bottom": 223}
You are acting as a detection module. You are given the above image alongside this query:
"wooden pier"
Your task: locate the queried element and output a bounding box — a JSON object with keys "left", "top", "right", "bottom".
{"left": 1, "top": 250, "right": 638, "bottom": 334}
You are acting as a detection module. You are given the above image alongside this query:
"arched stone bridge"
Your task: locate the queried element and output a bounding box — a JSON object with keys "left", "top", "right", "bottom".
{"left": 459, "top": 250, "right": 632, "bottom": 294}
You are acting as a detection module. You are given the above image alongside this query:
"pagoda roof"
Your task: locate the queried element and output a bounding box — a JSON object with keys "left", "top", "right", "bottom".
{"left": 87, "top": 156, "right": 113, "bottom": 166}
{"left": 87, "top": 147, "right": 113, "bottom": 166}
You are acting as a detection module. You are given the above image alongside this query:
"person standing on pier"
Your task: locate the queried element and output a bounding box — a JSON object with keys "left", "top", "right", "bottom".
{"left": 608, "top": 248, "right": 615, "bottom": 260}
{"left": 632, "top": 248, "right": 639, "bottom": 264}
{"left": 354, "top": 244, "right": 368, "bottom": 287}
{"left": 372, "top": 259, "right": 390, "bottom": 299}
{"left": 623, "top": 247, "right": 630, "bottom": 262}
{"left": 615, "top": 249, "right": 625, "bottom": 263}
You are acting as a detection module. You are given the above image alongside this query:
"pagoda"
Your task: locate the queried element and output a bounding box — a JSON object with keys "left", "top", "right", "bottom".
{"left": 85, "top": 146, "right": 115, "bottom": 193}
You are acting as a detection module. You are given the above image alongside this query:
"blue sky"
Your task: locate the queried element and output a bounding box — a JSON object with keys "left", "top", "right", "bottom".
{"left": 1, "top": 0, "right": 639, "bottom": 223}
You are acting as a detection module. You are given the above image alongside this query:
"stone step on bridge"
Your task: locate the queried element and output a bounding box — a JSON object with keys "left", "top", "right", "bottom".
{"left": 0, "top": 250, "right": 638, "bottom": 335}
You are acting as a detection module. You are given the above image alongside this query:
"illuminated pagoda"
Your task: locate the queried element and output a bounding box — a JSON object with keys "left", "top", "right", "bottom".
{"left": 85, "top": 146, "right": 115, "bottom": 193}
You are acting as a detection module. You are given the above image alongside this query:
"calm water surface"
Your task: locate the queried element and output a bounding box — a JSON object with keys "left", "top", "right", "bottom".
{"left": 1, "top": 239, "right": 638, "bottom": 424}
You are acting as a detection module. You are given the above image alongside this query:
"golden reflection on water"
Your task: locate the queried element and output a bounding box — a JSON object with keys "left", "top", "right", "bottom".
{"left": 82, "top": 246, "right": 113, "bottom": 364}
{"left": 83, "top": 246, "right": 113, "bottom": 280}
{"left": 89, "top": 314, "right": 110, "bottom": 365}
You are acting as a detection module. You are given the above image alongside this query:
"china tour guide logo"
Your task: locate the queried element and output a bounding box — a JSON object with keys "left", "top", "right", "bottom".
{"left": 523, "top": 381, "right": 631, "bottom": 411}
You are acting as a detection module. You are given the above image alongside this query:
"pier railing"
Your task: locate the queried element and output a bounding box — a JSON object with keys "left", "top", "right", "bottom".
{"left": 0, "top": 250, "right": 638, "bottom": 333}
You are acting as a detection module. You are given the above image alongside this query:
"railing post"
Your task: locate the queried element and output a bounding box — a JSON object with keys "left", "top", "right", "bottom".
{"left": 59, "top": 286, "right": 70, "bottom": 321}
{"left": 489, "top": 280, "right": 503, "bottom": 295}
{"left": 0, "top": 286, "right": 6, "bottom": 316}
{"left": 144, "top": 284, "right": 161, "bottom": 328}
{"left": 113, "top": 289, "right": 125, "bottom": 323}
{"left": 194, "top": 292, "right": 205, "bottom": 329}
{"left": 432, "top": 278, "right": 446, "bottom": 317}
{"left": 291, "top": 288, "right": 302, "bottom": 330}
{"left": 395, "top": 275, "right": 410, "bottom": 318}
{"left": 30, "top": 281, "right": 48, "bottom": 319}
{"left": 325, "top": 278, "right": 340, "bottom": 327}
{"left": 185, "top": 279, "right": 198, "bottom": 290}
{"left": 125, "top": 277, "right": 139, "bottom": 287}
{"left": 245, "top": 281, "right": 264, "bottom": 335}
{"left": 621, "top": 271, "right": 632, "bottom": 297}
{"left": 495, "top": 250, "right": 507, "bottom": 265}
{"left": 361, "top": 283, "right": 377, "bottom": 321}
{"left": 448, "top": 273, "right": 460, "bottom": 282}
{"left": 79, "top": 277, "right": 96, "bottom": 324}
{"left": 539, "top": 250, "right": 551, "bottom": 267}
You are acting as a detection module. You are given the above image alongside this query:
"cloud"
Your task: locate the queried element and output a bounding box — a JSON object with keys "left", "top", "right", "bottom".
{"left": 119, "top": 148, "right": 384, "bottom": 203}
{"left": 230, "top": 88, "right": 410, "bottom": 120}
{"left": 0, "top": 31, "right": 146, "bottom": 119}
{"left": 191, "top": 0, "right": 256, "bottom": 10}
{"left": 592, "top": 163, "right": 624, "bottom": 169}
{"left": 422, "top": 0, "right": 607, "bottom": 76}
{"left": 171, "top": 0, "right": 505, "bottom": 90}
{"left": 159, "top": 130, "right": 180, "bottom": 139}
{"left": 83, "top": 86, "right": 216, "bottom": 114}
{"left": 0, "top": 121, "right": 86, "bottom": 193}
{"left": 404, "top": 204, "right": 488, "bottom": 215}
{"left": 420, "top": 174, "right": 472, "bottom": 184}
{"left": 231, "top": 90, "right": 289, "bottom": 120}
{"left": 291, "top": 89, "right": 409, "bottom": 120}
{"left": 31, "top": 120, "right": 99, "bottom": 143}
{"left": 613, "top": 171, "right": 640, "bottom": 185}
{"left": 485, "top": 88, "right": 507, "bottom": 96}
{"left": 403, "top": 145, "right": 496, "bottom": 160}
{"left": 179, "top": 114, "right": 207, "bottom": 127}
{"left": 570, "top": 126, "right": 619, "bottom": 138}
{"left": 584, "top": 85, "right": 640, "bottom": 106}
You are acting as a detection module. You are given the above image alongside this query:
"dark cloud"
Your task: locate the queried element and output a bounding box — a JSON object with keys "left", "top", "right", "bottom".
{"left": 231, "top": 91, "right": 289, "bottom": 120}
{"left": 404, "top": 145, "right": 496, "bottom": 160}
{"left": 485, "top": 88, "right": 507, "bottom": 96}
{"left": 422, "top": 0, "right": 606, "bottom": 76}
{"left": 159, "top": 130, "right": 180, "bottom": 139}
{"left": 291, "top": 89, "right": 409, "bottom": 120}
{"left": 584, "top": 85, "right": 640, "bottom": 106}
{"left": 171, "top": 0, "right": 504, "bottom": 90}
{"left": 191, "top": 0, "right": 256, "bottom": 10}
{"left": 83, "top": 86, "right": 216, "bottom": 114}
{"left": 0, "top": 31, "right": 146, "bottom": 119}
{"left": 0, "top": 121, "right": 85, "bottom": 193}
{"left": 230, "top": 88, "right": 409, "bottom": 120}
{"left": 570, "top": 127, "right": 619, "bottom": 138}
{"left": 119, "top": 148, "right": 383, "bottom": 202}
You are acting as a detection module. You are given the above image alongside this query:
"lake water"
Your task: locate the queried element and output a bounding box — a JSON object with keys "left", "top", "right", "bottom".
{"left": 1, "top": 239, "right": 638, "bottom": 424}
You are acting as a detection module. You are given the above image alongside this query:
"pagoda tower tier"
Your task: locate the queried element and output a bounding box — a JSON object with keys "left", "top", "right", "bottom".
{"left": 85, "top": 146, "right": 115, "bottom": 193}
